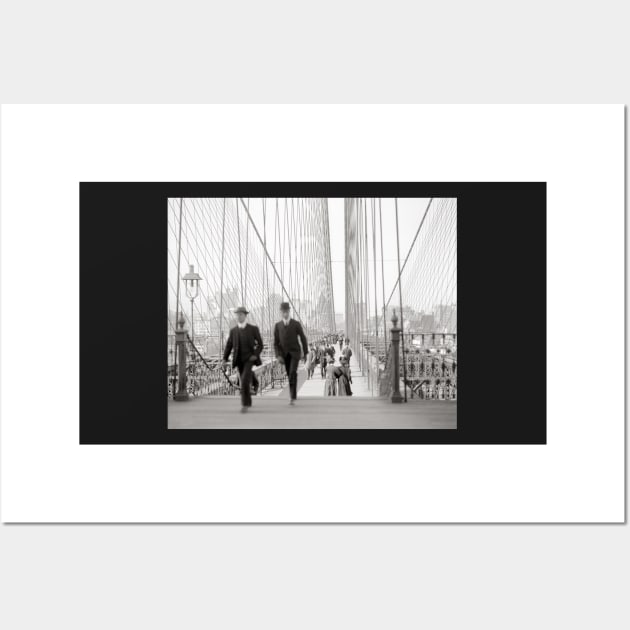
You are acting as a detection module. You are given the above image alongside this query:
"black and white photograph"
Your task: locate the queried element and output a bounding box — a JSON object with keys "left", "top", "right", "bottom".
{"left": 1, "top": 4, "right": 628, "bottom": 627}
{"left": 167, "top": 197, "right": 457, "bottom": 429}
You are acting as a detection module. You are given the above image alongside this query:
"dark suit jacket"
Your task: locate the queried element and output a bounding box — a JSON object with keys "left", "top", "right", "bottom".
{"left": 273, "top": 319, "right": 308, "bottom": 358}
{"left": 223, "top": 324, "right": 263, "bottom": 368}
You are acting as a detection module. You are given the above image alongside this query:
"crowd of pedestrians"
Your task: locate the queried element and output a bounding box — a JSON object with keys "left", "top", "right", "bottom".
{"left": 305, "top": 333, "right": 354, "bottom": 396}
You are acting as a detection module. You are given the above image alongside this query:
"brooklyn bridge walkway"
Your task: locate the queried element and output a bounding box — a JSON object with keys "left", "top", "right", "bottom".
{"left": 168, "top": 353, "right": 456, "bottom": 430}
{"left": 168, "top": 396, "right": 456, "bottom": 430}
{"left": 168, "top": 393, "right": 456, "bottom": 429}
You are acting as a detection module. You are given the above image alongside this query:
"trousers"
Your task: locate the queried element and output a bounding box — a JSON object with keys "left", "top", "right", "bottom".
{"left": 282, "top": 351, "right": 300, "bottom": 400}
{"left": 236, "top": 359, "right": 258, "bottom": 407}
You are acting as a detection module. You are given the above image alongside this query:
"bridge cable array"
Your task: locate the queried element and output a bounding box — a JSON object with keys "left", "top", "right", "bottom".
{"left": 345, "top": 197, "right": 457, "bottom": 400}
{"left": 168, "top": 198, "right": 336, "bottom": 364}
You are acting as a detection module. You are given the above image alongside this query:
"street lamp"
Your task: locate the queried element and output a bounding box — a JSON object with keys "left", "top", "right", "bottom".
{"left": 182, "top": 264, "right": 202, "bottom": 343}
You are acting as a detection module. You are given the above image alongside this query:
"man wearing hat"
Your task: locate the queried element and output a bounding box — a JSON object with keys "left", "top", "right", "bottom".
{"left": 273, "top": 301, "right": 309, "bottom": 405}
{"left": 222, "top": 306, "right": 264, "bottom": 412}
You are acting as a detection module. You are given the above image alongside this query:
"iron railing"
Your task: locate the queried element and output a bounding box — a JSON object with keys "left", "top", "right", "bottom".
{"left": 360, "top": 331, "right": 457, "bottom": 401}
{"left": 402, "top": 332, "right": 457, "bottom": 400}
{"left": 168, "top": 334, "right": 288, "bottom": 399}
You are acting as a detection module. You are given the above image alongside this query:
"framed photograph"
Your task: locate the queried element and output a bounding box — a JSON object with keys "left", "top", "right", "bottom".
{"left": 1, "top": 105, "right": 622, "bottom": 522}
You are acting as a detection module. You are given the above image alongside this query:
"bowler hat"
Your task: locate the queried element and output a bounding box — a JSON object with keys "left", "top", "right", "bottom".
{"left": 279, "top": 302, "right": 291, "bottom": 311}
{"left": 233, "top": 306, "right": 249, "bottom": 314}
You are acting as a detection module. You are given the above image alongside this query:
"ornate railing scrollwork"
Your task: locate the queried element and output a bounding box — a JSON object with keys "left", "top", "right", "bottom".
{"left": 168, "top": 330, "right": 288, "bottom": 400}
{"left": 360, "top": 328, "right": 457, "bottom": 401}
{"left": 403, "top": 332, "right": 457, "bottom": 400}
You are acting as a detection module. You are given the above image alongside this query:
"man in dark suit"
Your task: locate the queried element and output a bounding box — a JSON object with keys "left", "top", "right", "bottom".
{"left": 342, "top": 340, "right": 353, "bottom": 362}
{"left": 222, "top": 306, "right": 263, "bottom": 412}
{"left": 320, "top": 352, "right": 328, "bottom": 378}
{"left": 273, "top": 302, "right": 308, "bottom": 405}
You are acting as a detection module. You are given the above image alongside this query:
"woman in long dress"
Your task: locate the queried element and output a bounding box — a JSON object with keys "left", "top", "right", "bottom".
{"left": 305, "top": 347, "right": 314, "bottom": 379}
{"left": 337, "top": 358, "right": 353, "bottom": 396}
{"left": 324, "top": 358, "right": 337, "bottom": 396}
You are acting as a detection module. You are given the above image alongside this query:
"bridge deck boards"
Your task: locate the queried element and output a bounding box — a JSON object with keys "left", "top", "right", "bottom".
{"left": 168, "top": 396, "right": 456, "bottom": 430}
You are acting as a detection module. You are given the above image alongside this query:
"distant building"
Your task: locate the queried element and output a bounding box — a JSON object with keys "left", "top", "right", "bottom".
{"left": 419, "top": 313, "right": 435, "bottom": 331}
{"left": 434, "top": 304, "right": 457, "bottom": 332}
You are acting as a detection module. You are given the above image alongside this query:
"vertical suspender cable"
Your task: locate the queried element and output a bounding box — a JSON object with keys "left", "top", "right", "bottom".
{"left": 262, "top": 198, "right": 270, "bottom": 348}
{"left": 355, "top": 199, "right": 360, "bottom": 364}
{"left": 379, "top": 198, "right": 387, "bottom": 350}
{"left": 174, "top": 198, "right": 184, "bottom": 380}
{"left": 356, "top": 199, "right": 365, "bottom": 373}
{"left": 362, "top": 199, "right": 367, "bottom": 372}
{"left": 363, "top": 199, "right": 370, "bottom": 387}
{"left": 344, "top": 199, "right": 348, "bottom": 343}
{"left": 297, "top": 199, "right": 303, "bottom": 328}
{"left": 288, "top": 199, "right": 294, "bottom": 304}
{"left": 310, "top": 200, "right": 317, "bottom": 334}
{"left": 236, "top": 198, "right": 244, "bottom": 305}
{"left": 175, "top": 198, "right": 184, "bottom": 323}
{"left": 371, "top": 199, "right": 379, "bottom": 392}
{"left": 219, "top": 198, "right": 226, "bottom": 349}
{"left": 273, "top": 199, "right": 280, "bottom": 304}
{"left": 283, "top": 199, "right": 288, "bottom": 301}
{"left": 323, "top": 197, "right": 335, "bottom": 332}
{"left": 244, "top": 198, "right": 249, "bottom": 307}
{"left": 395, "top": 198, "right": 408, "bottom": 402}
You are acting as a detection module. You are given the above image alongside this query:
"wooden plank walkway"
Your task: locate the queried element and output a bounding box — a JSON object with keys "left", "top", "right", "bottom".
{"left": 168, "top": 396, "right": 456, "bottom": 430}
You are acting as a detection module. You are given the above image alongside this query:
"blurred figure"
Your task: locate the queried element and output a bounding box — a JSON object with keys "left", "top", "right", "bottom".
{"left": 273, "top": 302, "right": 309, "bottom": 405}
{"left": 341, "top": 341, "right": 353, "bottom": 363}
{"left": 305, "top": 345, "right": 316, "bottom": 379}
{"left": 222, "top": 306, "right": 263, "bottom": 413}
{"left": 324, "top": 357, "right": 337, "bottom": 396}
{"left": 337, "top": 358, "right": 353, "bottom": 396}
{"left": 320, "top": 352, "right": 328, "bottom": 379}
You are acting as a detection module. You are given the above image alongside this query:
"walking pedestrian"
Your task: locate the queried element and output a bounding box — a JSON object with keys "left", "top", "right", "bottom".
{"left": 312, "top": 346, "right": 320, "bottom": 375}
{"left": 305, "top": 346, "right": 315, "bottom": 379}
{"left": 320, "top": 352, "right": 328, "bottom": 378}
{"left": 273, "top": 302, "right": 309, "bottom": 405}
{"left": 337, "top": 358, "right": 353, "bottom": 396}
{"left": 222, "top": 306, "right": 263, "bottom": 413}
{"left": 324, "top": 357, "right": 338, "bottom": 396}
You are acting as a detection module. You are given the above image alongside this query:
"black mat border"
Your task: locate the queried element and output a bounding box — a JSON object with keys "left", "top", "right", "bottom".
{"left": 80, "top": 182, "right": 546, "bottom": 445}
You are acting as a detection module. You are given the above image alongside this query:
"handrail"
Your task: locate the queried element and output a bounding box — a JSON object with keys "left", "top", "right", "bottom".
{"left": 170, "top": 333, "right": 288, "bottom": 399}
{"left": 186, "top": 333, "right": 240, "bottom": 390}
{"left": 360, "top": 331, "right": 456, "bottom": 401}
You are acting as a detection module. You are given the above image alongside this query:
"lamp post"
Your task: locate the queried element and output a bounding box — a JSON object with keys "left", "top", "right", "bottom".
{"left": 182, "top": 264, "right": 202, "bottom": 343}
{"left": 174, "top": 313, "right": 189, "bottom": 401}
